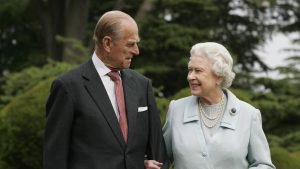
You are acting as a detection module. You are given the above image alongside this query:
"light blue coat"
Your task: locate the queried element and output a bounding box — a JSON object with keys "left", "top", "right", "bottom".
{"left": 163, "top": 89, "right": 275, "bottom": 169}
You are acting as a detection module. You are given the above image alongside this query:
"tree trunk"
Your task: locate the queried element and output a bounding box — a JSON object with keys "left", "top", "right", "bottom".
{"left": 135, "top": 0, "right": 154, "bottom": 22}
{"left": 32, "top": 0, "right": 54, "bottom": 60}
{"left": 32, "top": 0, "right": 65, "bottom": 61}
{"left": 49, "top": 0, "right": 65, "bottom": 61}
{"left": 32, "top": 0, "right": 89, "bottom": 62}
{"left": 64, "top": 0, "right": 90, "bottom": 62}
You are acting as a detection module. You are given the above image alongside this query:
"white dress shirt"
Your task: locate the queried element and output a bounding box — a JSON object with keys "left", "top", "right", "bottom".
{"left": 92, "top": 52, "right": 120, "bottom": 120}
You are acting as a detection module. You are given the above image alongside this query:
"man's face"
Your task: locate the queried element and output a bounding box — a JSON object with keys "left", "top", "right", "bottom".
{"left": 106, "top": 20, "right": 140, "bottom": 70}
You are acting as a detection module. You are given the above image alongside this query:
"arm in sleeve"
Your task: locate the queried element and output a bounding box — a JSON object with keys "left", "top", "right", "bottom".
{"left": 248, "top": 109, "right": 276, "bottom": 169}
{"left": 161, "top": 100, "right": 175, "bottom": 169}
{"left": 146, "top": 79, "right": 167, "bottom": 163}
{"left": 44, "top": 79, "right": 74, "bottom": 169}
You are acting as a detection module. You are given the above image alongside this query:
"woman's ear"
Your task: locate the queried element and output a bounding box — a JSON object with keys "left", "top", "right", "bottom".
{"left": 216, "top": 76, "right": 224, "bottom": 86}
{"left": 102, "top": 36, "right": 112, "bottom": 52}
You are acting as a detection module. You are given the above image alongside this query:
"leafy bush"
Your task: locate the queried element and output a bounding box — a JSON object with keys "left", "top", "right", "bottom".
{"left": 172, "top": 87, "right": 190, "bottom": 100}
{"left": 0, "top": 78, "right": 54, "bottom": 169}
{"left": 268, "top": 132, "right": 300, "bottom": 152}
{"left": 156, "top": 97, "right": 170, "bottom": 125}
{"left": 0, "top": 61, "right": 74, "bottom": 169}
{"left": 271, "top": 147, "right": 300, "bottom": 169}
{"left": 0, "top": 62, "right": 75, "bottom": 108}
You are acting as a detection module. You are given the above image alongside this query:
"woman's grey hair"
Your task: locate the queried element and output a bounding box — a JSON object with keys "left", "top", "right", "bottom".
{"left": 190, "top": 42, "right": 236, "bottom": 88}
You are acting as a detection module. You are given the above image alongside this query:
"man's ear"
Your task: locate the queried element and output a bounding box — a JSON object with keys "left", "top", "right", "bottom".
{"left": 102, "top": 36, "right": 112, "bottom": 52}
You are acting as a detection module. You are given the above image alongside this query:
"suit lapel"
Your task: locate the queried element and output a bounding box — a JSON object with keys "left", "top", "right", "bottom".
{"left": 82, "top": 59, "right": 125, "bottom": 147}
{"left": 121, "top": 70, "right": 138, "bottom": 145}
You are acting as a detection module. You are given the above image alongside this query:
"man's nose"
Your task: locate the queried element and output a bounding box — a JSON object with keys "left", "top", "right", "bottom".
{"left": 132, "top": 44, "right": 139, "bottom": 55}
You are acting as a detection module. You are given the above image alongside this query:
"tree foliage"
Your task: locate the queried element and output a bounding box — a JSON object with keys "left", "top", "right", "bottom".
{"left": 134, "top": 0, "right": 281, "bottom": 95}
{"left": 0, "top": 0, "right": 45, "bottom": 72}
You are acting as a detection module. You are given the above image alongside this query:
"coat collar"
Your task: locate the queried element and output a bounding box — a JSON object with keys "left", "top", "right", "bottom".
{"left": 183, "top": 96, "right": 200, "bottom": 123}
{"left": 183, "top": 89, "right": 240, "bottom": 130}
{"left": 220, "top": 89, "right": 240, "bottom": 130}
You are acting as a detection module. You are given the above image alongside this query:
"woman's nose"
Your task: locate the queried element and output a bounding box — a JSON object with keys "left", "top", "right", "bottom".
{"left": 187, "top": 71, "right": 195, "bottom": 81}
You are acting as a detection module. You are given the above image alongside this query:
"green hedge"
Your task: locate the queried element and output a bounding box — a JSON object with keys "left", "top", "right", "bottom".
{"left": 0, "top": 78, "right": 54, "bottom": 169}
{"left": 271, "top": 147, "right": 300, "bottom": 169}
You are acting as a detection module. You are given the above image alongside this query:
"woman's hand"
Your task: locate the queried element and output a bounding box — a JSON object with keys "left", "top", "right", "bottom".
{"left": 144, "top": 160, "right": 163, "bottom": 169}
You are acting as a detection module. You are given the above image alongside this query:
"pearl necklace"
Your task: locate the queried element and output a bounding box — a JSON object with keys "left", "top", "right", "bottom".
{"left": 198, "top": 94, "right": 225, "bottom": 128}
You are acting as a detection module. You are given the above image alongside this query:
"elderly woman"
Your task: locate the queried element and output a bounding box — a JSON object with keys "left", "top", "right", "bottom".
{"left": 145, "top": 42, "right": 275, "bottom": 169}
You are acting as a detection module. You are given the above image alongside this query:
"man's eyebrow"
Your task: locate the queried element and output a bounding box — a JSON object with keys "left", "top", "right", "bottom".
{"left": 134, "top": 36, "right": 140, "bottom": 42}
{"left": 128, "top": 38, "right": 140, "bottom": 43}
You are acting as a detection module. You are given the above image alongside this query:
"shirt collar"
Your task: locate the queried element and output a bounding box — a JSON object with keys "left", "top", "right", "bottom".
{"left": 92, "top": 52, "right": 119, "bottom": 77}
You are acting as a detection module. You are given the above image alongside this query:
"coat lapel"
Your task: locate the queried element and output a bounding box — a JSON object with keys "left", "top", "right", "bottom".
{"left": 121, "top": 70, "right": 138, "bottom": 145}
{"left": 82, "top": 59, "right": 125, "bottom": 147}
{"left": 220, "top": 89, "right": 240, "bottom": 130}
{"left": 183, "top": 96, "right": 200, "bottom": 123}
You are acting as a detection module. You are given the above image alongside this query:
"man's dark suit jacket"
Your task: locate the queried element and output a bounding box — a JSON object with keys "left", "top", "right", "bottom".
{"left": 44, "top": 59, "right": 165, "bottom": 169}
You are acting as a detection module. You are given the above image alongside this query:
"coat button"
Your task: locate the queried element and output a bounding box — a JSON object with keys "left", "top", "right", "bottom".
{"left": 202, "top": 152, "right": 207, "bottom": 157}
{"left": 230, "top": 108, "right": 236, "bottom": 116}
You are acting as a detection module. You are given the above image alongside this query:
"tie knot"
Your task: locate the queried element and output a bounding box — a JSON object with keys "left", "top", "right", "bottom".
{"left": 107, "top": 71, "right": 120, "bottom": 82}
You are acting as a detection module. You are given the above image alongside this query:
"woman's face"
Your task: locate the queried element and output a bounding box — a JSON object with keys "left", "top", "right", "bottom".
{"left": 187, "top": 56, "right": 222, "bottom": 98}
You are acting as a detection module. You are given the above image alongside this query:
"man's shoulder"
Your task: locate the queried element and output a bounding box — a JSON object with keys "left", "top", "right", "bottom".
{"left": 122, "top": 69, "right": 149, "bottom": 81}
{"left": 60, "top": 61, "right": 89, "bottom": 78}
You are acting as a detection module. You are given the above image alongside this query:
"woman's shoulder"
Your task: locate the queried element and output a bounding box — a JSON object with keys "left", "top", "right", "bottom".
{"left": 165, "top": 96, "right": 197, "bottom": 124}
{"left": 170, "top": 95, "right": 196, "bottom": 107}
{"left": 167, "top": 96, "right": 197, "bottom": 118}
{"left": 226, "top": 89, "right": 258, "bottom": 113}
{"left": 238, "top": 99, "right": 257, "bottom": 111}
{"left": 234, "top": 97, "right": 262, "bottom": 125}
{"left": 226, "top": 89, "right": 260, "bottom": 122}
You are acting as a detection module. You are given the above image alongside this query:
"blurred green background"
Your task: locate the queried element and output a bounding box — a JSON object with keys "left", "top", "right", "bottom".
{"left": 0, "top": 0, "right": 300, "bottom": 168}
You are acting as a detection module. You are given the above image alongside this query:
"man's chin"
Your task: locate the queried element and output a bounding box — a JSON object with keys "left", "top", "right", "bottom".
{"left": 123, "top": 64, "right": 131, "bottom": 69}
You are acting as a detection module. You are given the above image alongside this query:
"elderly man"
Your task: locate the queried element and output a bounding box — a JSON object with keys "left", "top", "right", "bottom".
{"left": 44, "top": 11, "right": 165, "bottom": 169}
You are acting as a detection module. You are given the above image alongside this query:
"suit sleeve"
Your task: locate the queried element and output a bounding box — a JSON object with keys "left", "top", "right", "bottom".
{"left": 146, "top": 79, "right": 167, "bottom": 163}
{"left": 247, "top": 109, "right": 276, "bottom": 169}
{"left": 44, "top": 79, "right": 74, "bottom": 169}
